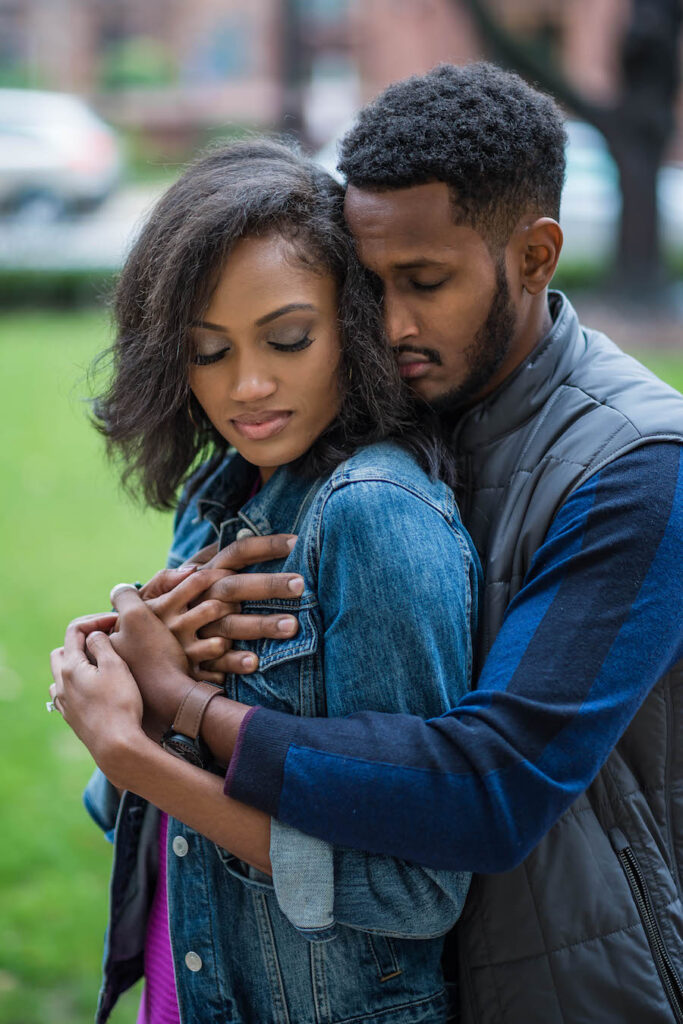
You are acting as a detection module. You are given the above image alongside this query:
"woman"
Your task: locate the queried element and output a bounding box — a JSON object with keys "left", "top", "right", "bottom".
{"left": 50, "top": 140, "right": 481, "bottom": 1024}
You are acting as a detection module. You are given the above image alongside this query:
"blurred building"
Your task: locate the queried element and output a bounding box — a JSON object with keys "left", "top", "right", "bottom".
{"left": 0, "top": 0, "right": 681, "bottom": 157}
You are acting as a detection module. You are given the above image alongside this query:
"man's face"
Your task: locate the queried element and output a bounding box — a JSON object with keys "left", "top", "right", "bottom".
{"left": 344, "top": 181, "right": 518, "bottom": 411}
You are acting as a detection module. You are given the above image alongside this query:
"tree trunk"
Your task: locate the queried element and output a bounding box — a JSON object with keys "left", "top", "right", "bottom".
{"left": 458, "top": 0, "right": 682, "bottom": 303}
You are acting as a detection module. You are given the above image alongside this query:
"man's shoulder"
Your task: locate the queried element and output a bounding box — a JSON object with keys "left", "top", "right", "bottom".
{"left": 565, "top": 325, "right": 683, "bottom": 439}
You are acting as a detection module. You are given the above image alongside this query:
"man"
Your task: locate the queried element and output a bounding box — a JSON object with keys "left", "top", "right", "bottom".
{"left": 105, "top": 64, "right": 683, "bottom": 1021}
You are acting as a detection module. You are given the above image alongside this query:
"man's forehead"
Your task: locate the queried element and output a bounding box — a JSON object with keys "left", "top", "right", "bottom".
{"left": 343, "top": 181, "right": 479, "bottom": 262}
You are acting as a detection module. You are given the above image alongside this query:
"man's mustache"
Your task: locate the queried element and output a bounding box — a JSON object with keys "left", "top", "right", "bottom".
{"left": 392, "top": 345, "right": 443, "bottom": 366}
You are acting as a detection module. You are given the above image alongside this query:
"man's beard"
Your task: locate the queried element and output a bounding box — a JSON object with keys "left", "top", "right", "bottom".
{"left": 427, "top": 260, "right": 516, "bottom": 421}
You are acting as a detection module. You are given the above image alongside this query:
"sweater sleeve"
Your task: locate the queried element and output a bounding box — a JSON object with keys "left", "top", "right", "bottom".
{"left": 227, "top": 443, "right": 683, "bottom": 872}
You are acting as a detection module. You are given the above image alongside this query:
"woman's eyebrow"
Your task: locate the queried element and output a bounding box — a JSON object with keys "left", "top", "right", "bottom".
{"left": 191, "top": 320, "right": 227, "bottom": 332}
{"left": 254, "top": 303, "right": 315, "bottom": 327}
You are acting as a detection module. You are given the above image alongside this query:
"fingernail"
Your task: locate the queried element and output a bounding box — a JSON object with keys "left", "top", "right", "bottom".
{"left": 277, "top": 617, "right": 296, "bottom": 634}
{"left": 287, "top": 577, "right": 304, "bottom": 594}
{"left": 180, "top": 564, "right": 198, "bottom": 572}
{"left": 241, "top": 653, "right": 257, "bottom": 668}
{"left": 286, "top": 537, "right": 297, "bottom": 551}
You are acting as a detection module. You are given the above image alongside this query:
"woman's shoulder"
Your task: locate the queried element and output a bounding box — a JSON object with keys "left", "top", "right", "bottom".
{"left": 319, "top": 440, "right": 458, "bottom": 519}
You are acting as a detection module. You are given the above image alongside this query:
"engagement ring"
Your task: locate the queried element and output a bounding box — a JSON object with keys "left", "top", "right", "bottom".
{"left": 46, "top": 700, "right": 57, "bottom": 713}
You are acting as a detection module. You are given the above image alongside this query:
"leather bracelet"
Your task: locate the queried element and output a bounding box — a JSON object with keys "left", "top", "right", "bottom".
{"left": 171, "top": 681, "right": 222, "bottom": 740}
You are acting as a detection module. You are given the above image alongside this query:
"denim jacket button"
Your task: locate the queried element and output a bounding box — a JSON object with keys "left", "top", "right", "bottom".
{"left": 236, "top": 527, "right": 254, "bottom": 540}
{"left": 185, "top": 951, "right": 202, "bottom": 972}
{"left": 172, "top": 836, "right": 189, "bottom": 857}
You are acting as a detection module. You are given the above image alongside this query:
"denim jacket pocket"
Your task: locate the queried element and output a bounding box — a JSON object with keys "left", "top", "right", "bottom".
{"left": 235, "top": 594, "right": 322, "bottom": 716}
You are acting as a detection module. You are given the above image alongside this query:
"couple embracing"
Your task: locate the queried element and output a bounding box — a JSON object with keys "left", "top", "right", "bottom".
{"left": 49, "top": 63, "right": 683, "bottom": 1024}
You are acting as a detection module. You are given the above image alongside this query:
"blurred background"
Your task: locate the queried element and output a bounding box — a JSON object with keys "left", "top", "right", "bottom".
{"left": 0, "top": 2, "right": 681, "bottom": 1022}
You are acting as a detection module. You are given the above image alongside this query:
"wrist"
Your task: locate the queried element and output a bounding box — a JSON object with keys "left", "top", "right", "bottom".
{"left": 97, "top": 728, "right": 157, "bottom": 791}
{"left": 149, "top": 667, "right": 198, "bottom": 729}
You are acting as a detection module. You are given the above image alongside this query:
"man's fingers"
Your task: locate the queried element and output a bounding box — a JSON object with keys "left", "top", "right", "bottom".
{"left": 203, "top": 572, "right": 303, "bottom": 604}
{"left": 203, "top": 534, "right": 297, "bottom": 572}
{"left": 185, "top": 636, "right": 227, "bottom": 664}
{"left": 182, "top": 541, "right": 218, "bottom": 567}
{"left": 199, "top": 612, "right": 298, "bottom": 642}
{"left": 140, "top": 566, "right": 197, "bottom": 600}
{"left": 202, "top": 650, "right": 259, "bottom": 675}
{"left": 166, "top": 568, "right": 237, "bottom": 609}
{"left": 176, "top": 600, "right": 232, "bottom": 636}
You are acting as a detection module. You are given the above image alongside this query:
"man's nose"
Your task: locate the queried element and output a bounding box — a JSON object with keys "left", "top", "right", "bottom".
{"left": 384, "top": 294, "right": 419, "bottom": 345}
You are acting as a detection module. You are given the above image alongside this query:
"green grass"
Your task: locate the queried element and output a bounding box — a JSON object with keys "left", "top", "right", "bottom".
{"left": 0, "top": 310, "right": 680, "bottom": 1024}
{"left": 0, "top": 312, "right": 171, "bottom": 1023}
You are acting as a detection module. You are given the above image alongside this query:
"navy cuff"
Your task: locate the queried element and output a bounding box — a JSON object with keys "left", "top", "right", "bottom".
{"left": 224, "top": 706, "right": 299, "bottom": 817}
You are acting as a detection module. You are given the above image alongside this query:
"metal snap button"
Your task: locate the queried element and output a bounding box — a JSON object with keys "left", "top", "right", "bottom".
{"left": 172, "top": 835, "right": 189, "bottom": 857}
{"left": 236, "top": 527, "right": 254, "bottom": 540}
{"left": 185, "top": 951, "right": 202, "bottom": 972}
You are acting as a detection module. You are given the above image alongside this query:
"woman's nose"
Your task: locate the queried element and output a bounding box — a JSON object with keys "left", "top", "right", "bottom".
{"left": 229, "top": 357, "right": 278, "bottom": 402}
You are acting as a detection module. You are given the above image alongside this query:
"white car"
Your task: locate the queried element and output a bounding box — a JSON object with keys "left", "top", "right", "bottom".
{"left": 0, "top": 89, "right": 122, "bottom": 220}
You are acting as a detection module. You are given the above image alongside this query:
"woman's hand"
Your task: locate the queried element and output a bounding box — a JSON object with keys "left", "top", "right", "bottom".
{"left": 107, "top": 586, "right": 200, "bottom": 740}
{"left": 49, "top": 613, "right": 151, "bottom": 782}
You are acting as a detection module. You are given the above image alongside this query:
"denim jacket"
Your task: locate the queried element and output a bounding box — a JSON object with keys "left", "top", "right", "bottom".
{"left": 85, "top": 441, "right": 481, "bottom": 1024}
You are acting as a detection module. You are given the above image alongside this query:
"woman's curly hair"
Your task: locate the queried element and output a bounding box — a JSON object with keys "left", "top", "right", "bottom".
{"left": 92, "top": 138, "right": 455, "bottom": 509}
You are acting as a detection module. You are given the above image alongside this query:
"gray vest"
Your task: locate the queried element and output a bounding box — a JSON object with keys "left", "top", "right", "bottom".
{"left": 452, "top": 293, "right": 683, "bottom": 1024}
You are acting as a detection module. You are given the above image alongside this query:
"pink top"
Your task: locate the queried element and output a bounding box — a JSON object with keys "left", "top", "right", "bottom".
{"left": 137, "top": 812, "right": 181, "bottom": 1024}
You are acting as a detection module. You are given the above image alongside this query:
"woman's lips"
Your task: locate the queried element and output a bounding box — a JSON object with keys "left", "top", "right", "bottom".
{"left": 230, "top": 411, "right": 293, "bottom": 441}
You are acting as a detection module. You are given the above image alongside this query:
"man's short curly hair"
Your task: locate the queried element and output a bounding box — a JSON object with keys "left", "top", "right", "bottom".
{"left": 338, "top": 62, "right": 567, "bottom": 247}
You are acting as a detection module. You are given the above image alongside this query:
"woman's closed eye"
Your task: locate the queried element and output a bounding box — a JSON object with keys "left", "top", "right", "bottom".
{"left": 269, "top": 333, "right": 314, "bottom": 352}
{"left": 192, "top": 333, "right": 314, "bottom": 366}
{"left": 193, "top": 346, "right": 229, "bottom": 366}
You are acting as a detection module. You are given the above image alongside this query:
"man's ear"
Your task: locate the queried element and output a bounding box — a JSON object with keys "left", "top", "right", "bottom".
{"left": 514, "top": 218, "right": 563, "bottom": 295}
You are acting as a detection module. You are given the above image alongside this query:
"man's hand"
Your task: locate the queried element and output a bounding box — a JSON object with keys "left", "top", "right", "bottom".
{"left": 141, "top": 534, "right": 304, "bottom": 677}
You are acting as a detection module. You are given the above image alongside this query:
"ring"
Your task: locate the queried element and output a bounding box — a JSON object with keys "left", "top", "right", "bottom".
{"left": 110, "top": 582, "right": 140, "bottom": 602}
{"left": 46, "top": 700, "right": 57, "bottom": 713}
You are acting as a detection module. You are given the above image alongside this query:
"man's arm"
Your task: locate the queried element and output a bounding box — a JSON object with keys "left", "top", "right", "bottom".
{"left": 223, "top": 442, "right": 683, "bottom": 872}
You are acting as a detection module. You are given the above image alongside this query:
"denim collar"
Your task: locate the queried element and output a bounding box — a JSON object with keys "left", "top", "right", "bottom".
{"left": 196, "top": 454, "right": 322, "bottom": 545}
{"left": 453, "top": 291, "right": 587, "bottom": 450}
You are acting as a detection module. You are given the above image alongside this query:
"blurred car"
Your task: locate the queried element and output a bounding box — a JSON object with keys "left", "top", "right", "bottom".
{"left": 0, "top": 89, "right": 122, "bottom": 221}
{"left": 314, "top": 118, "right": 683, "bottom": 264}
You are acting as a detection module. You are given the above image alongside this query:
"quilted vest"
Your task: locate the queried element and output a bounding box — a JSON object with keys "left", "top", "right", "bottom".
{"left": 450, "top": 292, "right": 683, "bottom": 1024}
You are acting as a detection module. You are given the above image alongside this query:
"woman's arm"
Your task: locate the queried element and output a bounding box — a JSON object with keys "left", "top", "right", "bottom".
{"left": 268, "top": 476, "right": 479, "bottom": 937}
{"left": 51, "top": 614, "right": 273, "bottom": 875}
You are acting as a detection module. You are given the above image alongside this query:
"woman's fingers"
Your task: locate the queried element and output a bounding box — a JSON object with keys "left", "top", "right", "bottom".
{"left": 203, "top": 534, "right": 297, "bottom": 572}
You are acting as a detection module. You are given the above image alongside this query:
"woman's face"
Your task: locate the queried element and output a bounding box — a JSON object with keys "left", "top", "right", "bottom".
{"left": 189, "top": 233, "right": 342, "bottom": 481}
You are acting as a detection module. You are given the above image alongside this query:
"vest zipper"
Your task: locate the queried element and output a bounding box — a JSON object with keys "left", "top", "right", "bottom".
{"left": 617, "top": 843, "right": 683, "bottom": 1023}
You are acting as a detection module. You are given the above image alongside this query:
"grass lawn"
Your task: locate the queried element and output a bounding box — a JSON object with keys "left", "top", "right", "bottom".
{"left": 0, "top": 310, "right": 680, "bottom": 1024}
{"left": 0, "top": 312, "right": 171, "bottom": 1024}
